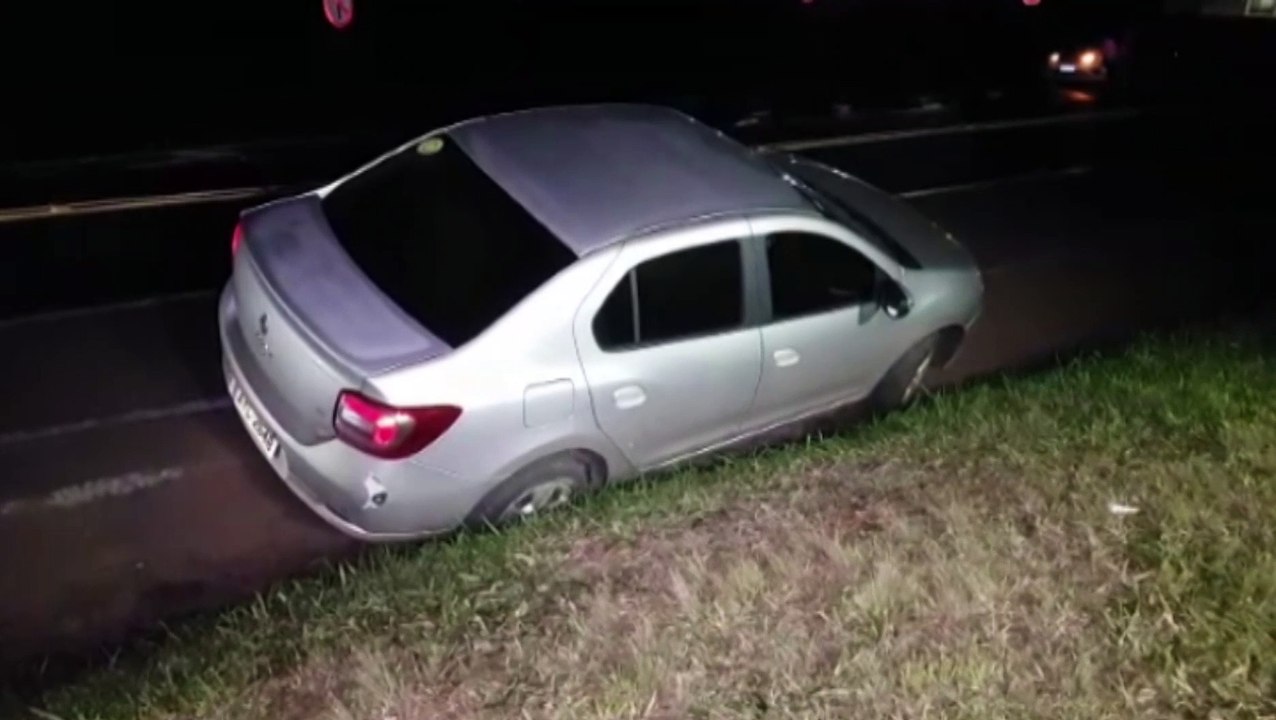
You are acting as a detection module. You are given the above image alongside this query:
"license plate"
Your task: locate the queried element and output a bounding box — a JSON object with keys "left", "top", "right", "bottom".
{"left": 228, "top": 376, "right": 280, "bottom": 459}
{"left": 1059, "top": 64, "right": 1077, "bottom": 73}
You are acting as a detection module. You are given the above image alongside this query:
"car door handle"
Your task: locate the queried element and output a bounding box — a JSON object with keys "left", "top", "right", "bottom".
{"left": 613, "top": 385, "right": 647, "bottom": 410}
{"left": 773, "top": 348, "right": 801, "bottom": 368}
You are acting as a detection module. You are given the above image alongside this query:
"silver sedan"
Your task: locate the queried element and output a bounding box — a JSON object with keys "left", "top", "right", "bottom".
{"left": 219, "top": 104, "right": 982, "bottom": 542}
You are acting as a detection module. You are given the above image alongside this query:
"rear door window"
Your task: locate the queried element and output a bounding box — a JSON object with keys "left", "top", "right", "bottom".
{"left": 594, "top": 240, "right": 745, "bottom": 350}
{"left": 322, "top": 136, "right": 575, "bottom": 347}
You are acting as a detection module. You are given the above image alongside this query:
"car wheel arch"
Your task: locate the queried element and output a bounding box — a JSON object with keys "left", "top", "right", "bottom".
{"left": 568, "top": 447, "right": 609, "bottom": 487}
{"left": 932, "top": 325, "right": 966, "bottom": 369}
{"left": 486, "top": 439, "right": 627, "bottom": 493}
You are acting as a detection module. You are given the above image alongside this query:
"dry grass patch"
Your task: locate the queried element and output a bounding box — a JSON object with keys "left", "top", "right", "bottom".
{"left": 325, "top": 461, "right": 1126, "bottom": 720}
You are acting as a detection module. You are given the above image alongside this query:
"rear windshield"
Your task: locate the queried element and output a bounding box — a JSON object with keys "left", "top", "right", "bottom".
{"left": 322, "top": 135, "right": 575, "bottom": 347}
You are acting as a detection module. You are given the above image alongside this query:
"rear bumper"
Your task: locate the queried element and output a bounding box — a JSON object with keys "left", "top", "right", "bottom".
{"left": 218, "top": 283, "right": 484, "bottom": 542}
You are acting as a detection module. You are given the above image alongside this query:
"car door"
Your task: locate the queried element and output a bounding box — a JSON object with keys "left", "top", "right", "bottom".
{"left": 574, "top": 221, "right": 764, "bottom": 470}
{"left": 744, "top": 215, "right": 912, "bottom": 432}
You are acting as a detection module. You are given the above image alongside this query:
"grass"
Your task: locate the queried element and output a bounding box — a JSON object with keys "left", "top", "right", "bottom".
{"left": 19, "top": 329, "right": 1276, "bottom": 719}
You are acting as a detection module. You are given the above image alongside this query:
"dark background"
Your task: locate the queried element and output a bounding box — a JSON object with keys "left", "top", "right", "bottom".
{"left": 5, "top": 0, "right": 1274, "bottom": 317}
{"left": 9, "top": 0, "right": 1270, "bottom": 165}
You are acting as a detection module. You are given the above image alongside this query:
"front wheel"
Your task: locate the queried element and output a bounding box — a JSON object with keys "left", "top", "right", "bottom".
{"left": 868, "top": 335, "right": 938, "bottom": 414}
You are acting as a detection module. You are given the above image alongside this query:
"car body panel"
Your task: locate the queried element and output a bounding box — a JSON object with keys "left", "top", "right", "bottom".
{"left": 366, "top": 243, "right": 634, "bottom": 482}
{"left": 221, "top": 285, "right": 479, "bottom": 539}
{"left": 571, "top": 218, "right": 765, "bottom": 469}
{"left": 229, "top": 249, "right": 361, "bottom": 445}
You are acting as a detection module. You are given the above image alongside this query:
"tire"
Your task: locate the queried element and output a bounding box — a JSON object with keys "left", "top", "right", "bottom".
{"left": 869, "top": 334, "right": 939, "bottom": 414}
{"left": 466, "top": 453, "right": 601, "bottom": 529}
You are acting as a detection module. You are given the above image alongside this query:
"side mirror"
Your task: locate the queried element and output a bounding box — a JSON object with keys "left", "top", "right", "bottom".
{"left": 879, "top": 278, "right": 912, "bottom": 319}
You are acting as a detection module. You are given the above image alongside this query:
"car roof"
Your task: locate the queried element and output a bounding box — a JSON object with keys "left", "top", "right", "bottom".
{"left": 447, "top": 104, "right": 810, "bottom": 256}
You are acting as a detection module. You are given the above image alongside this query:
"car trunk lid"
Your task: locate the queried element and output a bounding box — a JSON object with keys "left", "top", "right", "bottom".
{"left": 230, "top": 195, "right": 451, "bottom": 443}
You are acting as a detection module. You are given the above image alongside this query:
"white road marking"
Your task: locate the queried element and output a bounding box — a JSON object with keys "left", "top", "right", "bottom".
{"left": 0, "top": 397, "right": 231, "bottom": 448}
{"left": 900, "top": 165, "right": 1092, "bottom": 200}
{"left": 0, "top": 186, "right": 283, "bottom": 225}
{"left": 0, "top": 288, "right": 217, "bottom": 330}
{"left": 0, "top": 466, "right": 184, "bottom": 516}
{"left": 3, "top": 134, "right": 346, "bottom": 176}
{"left": 757, "top": 108, "right": 1140, "bottom": 153}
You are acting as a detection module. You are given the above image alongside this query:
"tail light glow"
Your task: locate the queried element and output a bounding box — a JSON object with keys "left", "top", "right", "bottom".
{"left": 231, "top": 222, "right": 245, "bottom": 258}
{"left": 1078, "top": 50, "right": 1101, "bottom": 70}
{"left": 334, "top": 391, "right": 461, "bottom": 459}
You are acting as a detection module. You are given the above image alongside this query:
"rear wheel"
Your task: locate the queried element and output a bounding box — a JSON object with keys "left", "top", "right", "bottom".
{"left": 467, "top": 453, "right": 601, "bottom": 528}
{"left": 869, "top": 334, "right": 938, "bottom": 413}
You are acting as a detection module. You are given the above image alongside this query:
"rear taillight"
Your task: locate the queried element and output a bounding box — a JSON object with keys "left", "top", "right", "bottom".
{"left": 333, "top": 391, "right": 461, "bottom": 459}
{"left": 231, "top": 222, "right": 245, "bottom": 258}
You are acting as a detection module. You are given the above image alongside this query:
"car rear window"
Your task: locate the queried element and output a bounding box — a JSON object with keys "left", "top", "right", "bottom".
{"left": 321, "top": 135, "right": 576, "bottom": 347}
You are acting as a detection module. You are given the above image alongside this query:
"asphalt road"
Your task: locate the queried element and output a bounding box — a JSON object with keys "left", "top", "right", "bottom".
{"left": 1, "top": 108, "right": 1273, "bottom": 684}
